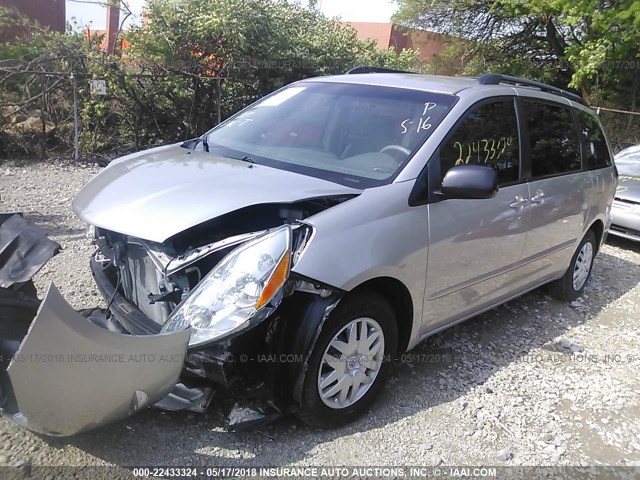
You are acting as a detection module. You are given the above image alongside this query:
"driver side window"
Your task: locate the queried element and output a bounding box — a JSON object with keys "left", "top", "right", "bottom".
{"left": 440, "top": 100, "right": 520, "bottom": 186}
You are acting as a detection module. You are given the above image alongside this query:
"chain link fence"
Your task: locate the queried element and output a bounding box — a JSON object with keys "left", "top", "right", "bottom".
{"left": 4, "top": 71, "right": 640, "bottom": 162}
{"left": 594, "top": 106, "right": 640, "bottom": 155}
{"left": 0, "top": 68, "right": 258, "bottom": 162}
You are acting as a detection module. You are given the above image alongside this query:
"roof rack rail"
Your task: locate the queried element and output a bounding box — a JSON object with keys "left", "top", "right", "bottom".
{"left": 477, "top": 73, "right": 585, "bottom": 105}
{"left": 346, "top": 66, "right": 412, "bottom": 75}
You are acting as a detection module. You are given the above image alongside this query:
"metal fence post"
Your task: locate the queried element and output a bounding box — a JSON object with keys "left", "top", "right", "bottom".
{"left": 40, "top": 75, "right": 47, "bottom": 160}
{"left": 71, "top": 73, "right": 79, "bottom": 160}
{"left": 216, "top": 78, "right": 222, "bottom": 125}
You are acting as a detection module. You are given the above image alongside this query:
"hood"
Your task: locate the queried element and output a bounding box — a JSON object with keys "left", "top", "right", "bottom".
{"left": 73, "top": 144, "right": 360, "bottom": 243}
{"left": 615, "top": 175, "right": 640, "bottom": 203}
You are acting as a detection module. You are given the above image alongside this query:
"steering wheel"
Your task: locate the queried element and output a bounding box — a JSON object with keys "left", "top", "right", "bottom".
{"left": 380, "top": 144, "right": 411, "bottom": 162}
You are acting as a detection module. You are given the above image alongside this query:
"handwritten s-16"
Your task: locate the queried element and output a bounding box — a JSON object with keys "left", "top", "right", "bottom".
{"left": 401, "top": 102, "right": 438, "bottom": 134}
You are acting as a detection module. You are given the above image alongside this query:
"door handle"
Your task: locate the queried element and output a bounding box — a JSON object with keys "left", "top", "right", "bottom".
{"left": 509, "top": 195, "right": 529, "bottom": 209}
{"left": 530, "top": 190, "right": 546, "bottom": 204}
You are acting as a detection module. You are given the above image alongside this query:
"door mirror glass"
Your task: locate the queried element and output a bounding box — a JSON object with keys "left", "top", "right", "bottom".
{"left": 441, "top": 165, "right": 498, "bottom": 199}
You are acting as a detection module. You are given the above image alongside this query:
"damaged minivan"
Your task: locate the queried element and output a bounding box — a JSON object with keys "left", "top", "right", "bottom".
{"left": 2, "top": 71, "right": 617, "bottom": 436}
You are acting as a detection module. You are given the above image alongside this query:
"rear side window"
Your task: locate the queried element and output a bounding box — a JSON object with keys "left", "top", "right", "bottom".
{"left": 523, "top": 101, "right": 581, "bottom": 177}
{"left": 576, "top": 111, "right": 612, "bottom": 170}
{"left": 439, "top": 100, "right": 520, "bottom": 185}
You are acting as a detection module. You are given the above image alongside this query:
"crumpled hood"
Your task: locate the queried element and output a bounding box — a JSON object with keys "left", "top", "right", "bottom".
{"left": 73, "top": 144, "right": 360, "bottom": 243}
{"left": 615, "top": 175, "right": 640, "bottom": 203}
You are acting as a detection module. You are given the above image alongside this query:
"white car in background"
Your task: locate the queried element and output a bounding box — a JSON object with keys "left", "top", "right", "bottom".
{"left": 610, "top": 146, "right": 640, "bottom": 241}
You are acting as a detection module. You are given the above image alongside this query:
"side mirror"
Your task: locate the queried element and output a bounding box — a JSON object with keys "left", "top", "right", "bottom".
{"left": 441, "top": 165, "right": 498, "bottom": 199}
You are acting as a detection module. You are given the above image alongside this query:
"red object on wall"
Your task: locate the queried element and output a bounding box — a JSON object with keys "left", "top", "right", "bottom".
{"left": 84, "top": 28, "right": 131, "bottom": 56}
{"left": 0, "top": 0, "right": 65, "bottom": 41}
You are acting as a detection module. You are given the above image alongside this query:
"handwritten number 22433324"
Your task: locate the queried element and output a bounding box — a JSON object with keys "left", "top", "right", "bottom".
{"left": 454, "top": 137, "right": 513, "bottom": 166}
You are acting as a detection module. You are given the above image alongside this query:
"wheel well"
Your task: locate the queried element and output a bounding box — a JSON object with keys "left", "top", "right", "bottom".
{"left": 589, "top": 219, "right": 605, "bottom": 251}
{"left": 349, "top": 277, "right": 413, "bottom": 353}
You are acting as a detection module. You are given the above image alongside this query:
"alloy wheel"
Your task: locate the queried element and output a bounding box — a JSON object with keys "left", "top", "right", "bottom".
{"left": 317, "top": 317, "right": 385, "bottom": 409}
{"left": 572, "top": 241, "right": 593, "bottom": 291}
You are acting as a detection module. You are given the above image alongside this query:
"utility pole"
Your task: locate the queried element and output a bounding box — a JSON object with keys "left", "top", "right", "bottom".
{"left": 105, "top": 0, "right": 121, "bottom": 55}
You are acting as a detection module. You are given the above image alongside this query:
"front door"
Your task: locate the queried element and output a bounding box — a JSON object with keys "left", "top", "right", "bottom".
{"left": 423, "top": 98, "right": 530, "bottom": 331}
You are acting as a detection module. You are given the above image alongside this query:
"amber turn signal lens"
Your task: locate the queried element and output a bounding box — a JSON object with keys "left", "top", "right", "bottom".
{"left": 256, "top": 250, "right": 290, "bottom": 309}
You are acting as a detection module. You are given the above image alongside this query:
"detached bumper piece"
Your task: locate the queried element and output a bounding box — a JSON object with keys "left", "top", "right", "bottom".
{"left": 7, "top": 284, "right": 191, "bottom": 436}
{"left": 153, "top": 383, "right": 214, "bottom": 413}
{"left": 0, "top": 214, "right": 61, "bottom": 288}
{"left": 226, "top": 400, "right": 282, "bottom": 432}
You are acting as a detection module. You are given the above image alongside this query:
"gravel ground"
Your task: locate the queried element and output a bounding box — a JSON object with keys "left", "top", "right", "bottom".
{"left": 0, "top": 163, "right": 639, "bottom": 471}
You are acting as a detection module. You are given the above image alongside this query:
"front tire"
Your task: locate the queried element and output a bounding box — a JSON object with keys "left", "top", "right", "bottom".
{"left": 548, "top": 230, "right": 596, "bottom": 301}
{"left": 296, "top": 293, "right": 398, "bottom": 428}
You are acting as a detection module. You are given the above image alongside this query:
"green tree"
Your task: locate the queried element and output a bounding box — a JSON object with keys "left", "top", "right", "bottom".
{"left": 127, "top": 0, "right": 418, "bottom": 87}
{"left": 122, "top": 0, "right": 422, "bottom": 139}
{"left": 394, "top": 0, "right": 640, "bottom": 106}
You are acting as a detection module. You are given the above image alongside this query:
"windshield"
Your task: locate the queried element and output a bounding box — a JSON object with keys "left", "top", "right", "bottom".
{"left": 205, "top": 82, "right": 457, "bottom": 187}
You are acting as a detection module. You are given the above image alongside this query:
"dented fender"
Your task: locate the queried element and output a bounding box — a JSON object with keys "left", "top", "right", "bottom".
{"left": 7, "top": 284, "right": 191, "bottom": 436}
{"left": 273, "top": 287, "right": 343, "bottom": 407}
{"left": 291, "top": 294, "right": 341, "bottom": 406}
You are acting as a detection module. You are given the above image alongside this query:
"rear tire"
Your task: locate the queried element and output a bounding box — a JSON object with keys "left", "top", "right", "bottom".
{"left": 548, "top": 230, "right": 596, "bottom": 301}
{"left": 296, "top": 293, "right": 397, "bottom": 429}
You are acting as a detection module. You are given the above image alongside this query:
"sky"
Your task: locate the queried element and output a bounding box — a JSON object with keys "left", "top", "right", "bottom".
{"left": 65, "top": 0, "right": 399, "bottom": 30}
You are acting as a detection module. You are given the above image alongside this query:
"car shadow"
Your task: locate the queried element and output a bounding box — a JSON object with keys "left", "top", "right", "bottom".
{"left": 26, "top": 213, "right": 88, "bottom": 240}
{"left": 39, "top": 249, "right": 640, "bottom": 467}
{"left": 606, "top": 234, "right": 640, "bottom": 254}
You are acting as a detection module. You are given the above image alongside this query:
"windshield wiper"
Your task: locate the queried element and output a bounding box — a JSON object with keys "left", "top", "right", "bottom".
{"left": 196, "top": 143, "right": 257, "bottom": 164}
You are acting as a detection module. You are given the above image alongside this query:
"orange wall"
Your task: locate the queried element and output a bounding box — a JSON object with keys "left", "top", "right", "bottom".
{"left": 344, "top": 22, "right": 394, "bottom": 49}
{"left": 392, "top": 27, "right": 452, "bottom": 63}
{"left": 343, "top": 21, "right": 453, "bottom": 64}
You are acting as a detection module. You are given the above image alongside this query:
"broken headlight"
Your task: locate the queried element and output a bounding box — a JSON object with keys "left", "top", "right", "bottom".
{"left": 160, "top": 226, "right": 292, "bottom": 346}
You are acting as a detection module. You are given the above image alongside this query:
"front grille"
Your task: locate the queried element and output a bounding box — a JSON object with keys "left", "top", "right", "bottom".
{"left": 610, "top": 224, "right": 640, "bottom": 239}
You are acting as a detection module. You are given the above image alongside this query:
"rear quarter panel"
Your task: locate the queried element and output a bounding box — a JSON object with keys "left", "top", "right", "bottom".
{"left": 574, "top": 103, "right": 617, "bottom": 246}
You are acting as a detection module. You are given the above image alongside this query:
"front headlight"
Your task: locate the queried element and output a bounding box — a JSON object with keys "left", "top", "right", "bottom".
{"left": 161, "top": 226, "right": 292, "bottom": 346}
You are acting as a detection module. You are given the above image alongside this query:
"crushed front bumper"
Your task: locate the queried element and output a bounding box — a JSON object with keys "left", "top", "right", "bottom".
{"left": 0, "top": 215, "right": 334, "bottom": 436}
{"left": 89, "top": 254, "right": 259, "bottom": 387}
{"left": 6, "top": 284, "right": 191, "bottom": 436}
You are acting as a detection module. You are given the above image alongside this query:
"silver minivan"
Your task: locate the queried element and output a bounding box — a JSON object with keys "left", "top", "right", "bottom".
{"left": 4, "top": 72, "right": 617, "bottom": 435}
